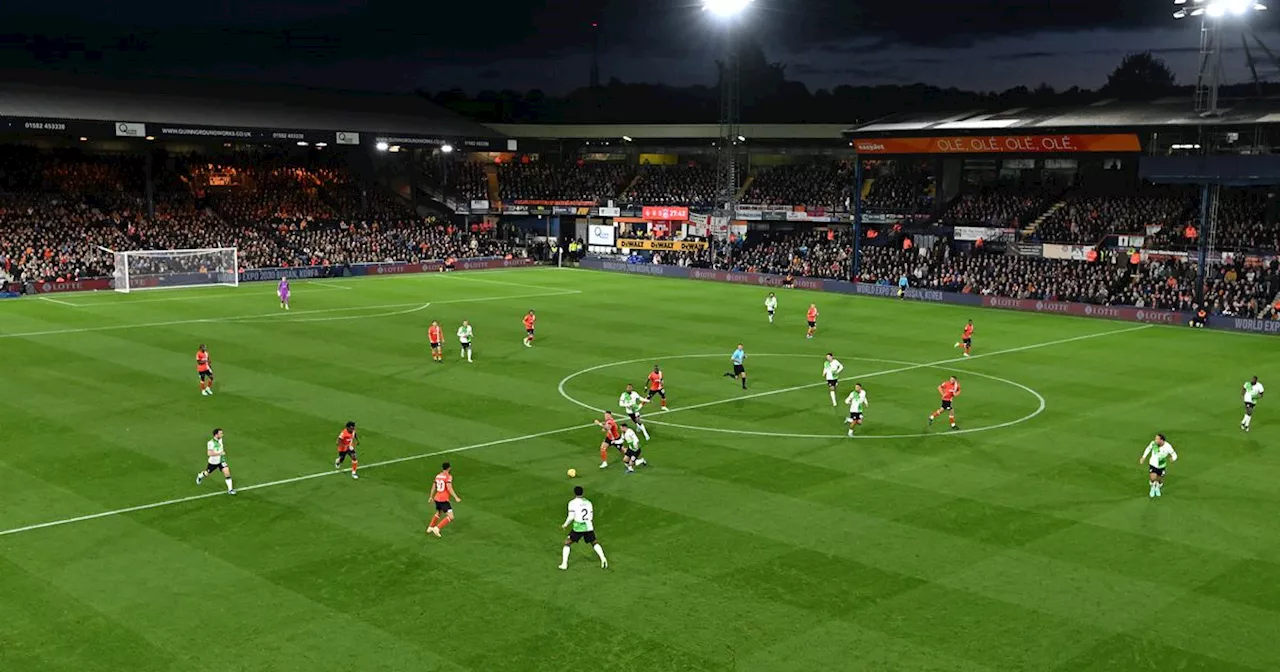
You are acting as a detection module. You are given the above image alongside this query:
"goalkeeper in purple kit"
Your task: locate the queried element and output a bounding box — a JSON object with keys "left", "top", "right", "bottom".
{"left": 278, "top": 276, "right": 290, "bottom": 310}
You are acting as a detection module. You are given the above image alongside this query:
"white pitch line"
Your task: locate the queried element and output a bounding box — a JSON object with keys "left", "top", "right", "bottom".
{"left": 0, "top": 289, "right": 581, "bottom": 339}
{"left": 37, "top": 296, "right": 80, "bottom": 307}
{"left": 0, "top": 322, "right": 1151, "bottom": 538}
{"left": 0, "top": 423, "right": 597, "bottom": 538}
{"left": 557, "top": 323, "right": 1156, "bottom": 416}
{"left": 303, "top": 280, "right": 354, "bottom": 291}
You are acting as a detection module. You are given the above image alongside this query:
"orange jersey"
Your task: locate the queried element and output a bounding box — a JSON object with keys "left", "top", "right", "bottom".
{"left": 602, "top": 417, "right": 621, "bottom": 441}
{"left": 962, "top": 324, "right": 974, "bottom": 339}
{"left": 432, "top": 471, "right": 453, "bottom": 502}
{"left": 807, "top": 307, "right": 818, "bottom": 321}
{"left": 196, "top": 350, "right": 210, "bottom": 372}
{"left": 938, "top": 381, "right": 961, "bottom": 401}
{"left": 648, "top": 371, "right": 664, "bottom": 391}
{"left": 523, "top": 314, "right": 536, "bottom": 330}
{"left": 337, "top": 428, "right": 356, "bottom": 452}
{"left": 428, "top": 325, "right": 443, "bottom": 343}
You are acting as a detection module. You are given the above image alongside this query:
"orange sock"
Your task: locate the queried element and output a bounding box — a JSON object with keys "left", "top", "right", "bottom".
{"left": 930, "top": 411, "right": 939, "bottom": 419}
{"left": 600, "top": 446, "right": 608, "bottom": 462}
{"left": 437, "top": 517, "right": 452, "bottom": 529}
{"left": 949, "top": 414, "right": 956, "bottom": 425}
{"left": 661, "top": 399, "right": 668, "bottom": 408}
{"left": 351, "top": 460, "right": 358, "bottom": 474}
{"left": 428, "top": 513, "right": 440, "bottom": 528}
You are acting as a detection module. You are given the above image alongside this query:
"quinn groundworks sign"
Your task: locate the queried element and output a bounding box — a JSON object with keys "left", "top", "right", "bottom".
{"left": 581, "top": 258, "right": 1278, "bottom": 336}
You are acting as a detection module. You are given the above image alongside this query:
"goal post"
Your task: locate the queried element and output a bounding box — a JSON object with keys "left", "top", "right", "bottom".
{"left": 109, "top": 247, "right": 239, "bottom": 293}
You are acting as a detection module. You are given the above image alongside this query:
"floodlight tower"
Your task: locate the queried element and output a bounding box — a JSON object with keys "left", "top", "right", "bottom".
{"left": 1174, "top": 0, "right": 1268, "bottom": 116}
{"left": 705, "top": 0, "right": 752, "bottom": 268}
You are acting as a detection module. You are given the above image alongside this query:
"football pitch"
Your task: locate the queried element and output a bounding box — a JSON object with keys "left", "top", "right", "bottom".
{"left": 3, "top": 266, "right": 1279, "bottom": 672}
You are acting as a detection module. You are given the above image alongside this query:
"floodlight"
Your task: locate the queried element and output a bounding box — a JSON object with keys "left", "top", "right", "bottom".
{"left": 376, "top": 141, "right": 389, "bottom": 151}
{"left": 297, "top": 141, "right": 309, "bottom": 147}
{"left": 703, "top": 0, "right": 753, "bottom": 19}
{"left": 441, "top": 144, "right": 454, "bottom": 153}
{"left": 315, "top": 142, "right": 327, "bottom": 148}
{"left": 736, "top": 135, "right": 746, "bottom": 142}
{"left": 622, "top": 135, "right": 633, "bottom": 142}
{"left": 1175, "top": 0, "right": 1266, "bottom": 18}
{"left": 389, "top": 145, "right": 401, "bottom": 153}
{"left": 145, "top": 135, "right": 155, "bottom": 141}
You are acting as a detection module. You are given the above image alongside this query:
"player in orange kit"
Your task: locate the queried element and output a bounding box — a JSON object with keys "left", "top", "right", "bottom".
{"left": 929, "top": 376, "right": 961, "bottom": 430}
{"left": 647, "top": 365, "right": 669, "bottom": 410}
{"left": 806, "top": 304, "right": 819, "bottom": 339}
{"left": 954, "top": 320, "right": 974, "bottom": 357}
{"left": 428, "top": 320, "right": 444, "bottom": 363}
{"left": 522, "top": 310, "right": 537, "bottom": 348}
{"left": 594, "top": 411, "right": 624, "bottom": 469}
{"left": 333, "top": 421, "right": 359, "bottom": 479}
{"left": 196, "top": 344, "right": 214, "bottom": 396}
{"left": 427, "top": 462, "right": 462, "bottom": 537}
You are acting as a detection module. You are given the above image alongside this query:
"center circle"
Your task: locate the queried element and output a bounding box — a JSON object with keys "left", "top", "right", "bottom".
{"left": 557, "top": 353, "right": 1046, "bottom": 440}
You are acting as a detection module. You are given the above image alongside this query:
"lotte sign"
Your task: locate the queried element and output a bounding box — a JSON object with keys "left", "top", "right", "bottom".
{"left": 854, "top": 133, "right": 1141, "bottom": 155}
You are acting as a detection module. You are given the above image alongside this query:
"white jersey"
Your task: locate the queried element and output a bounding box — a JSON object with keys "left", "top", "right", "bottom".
{"left": 1244, "top": 381, "right": 1265, "bottom": 405}
{"left": 765, "top": 296, "right": 777, "bottom": 312}
{"left": 456, "top": 325, "right": 473, "bottom": 344}
{"left": 845, "top": 389, "right": 868, "bottom": 413}
{"left": 564, "top": 496, "right": 595, "bottom": 532}
{"left": 206, "top": 438, "right": 225, "bottom": 465}
{"left": 619, "top": 391, "right": 646, "bottom": 415}
{"left": 1141, "top": 441, "right": 1178, "bottom": 469}
{"left": 823, "top": 358, "right": 844, "bottom": 381}
{"left": 622, "top": 428, "right": 641, "bottom": 450}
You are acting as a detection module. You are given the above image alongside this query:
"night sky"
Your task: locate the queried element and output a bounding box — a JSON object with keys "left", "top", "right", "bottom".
{"left": 4, "top": 0, "right": 1280, "bottom": 95}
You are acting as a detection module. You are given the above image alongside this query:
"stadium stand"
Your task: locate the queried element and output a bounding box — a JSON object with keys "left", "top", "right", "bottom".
{"left": 497, "top": 160, "right": 627, "bottom": 203}
{"left": 625, "top": 163, "right": 719, "bottom": 207}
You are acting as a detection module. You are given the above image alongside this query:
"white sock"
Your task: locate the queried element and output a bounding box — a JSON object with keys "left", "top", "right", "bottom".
{"left": 561, "top": 546, "right": 571, "bottom": 565}
{"left": 593, "top": 543, "right": 607, "bottom": 563}
{"left": 1244, "top": 415, "right": 1252, "bottom": 427}
{"left": 639, "top": 425, "right": 649, "bottom": 439}
{"left": 225, "top": 478, "right": 234, "bottom": 492}
{"left": 829, "top": 391, "right": 837, "bottom": 405}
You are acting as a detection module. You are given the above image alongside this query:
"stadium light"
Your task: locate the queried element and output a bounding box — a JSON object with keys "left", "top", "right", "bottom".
{"left": 703, "top": 0, "right": 753, "bottom": 19}
{"left": 1174, "top": 0, "right": 1266, "bottom": 19}
{"left": 441, "top": 144, "right": 454, "bottom": 153}
{"left": 622, "top": 135, "right": 633, "bottom": 142}
{"left": 376, "top": 141, "right": 390, "bottom": 151}
{"left": 297, "top": 141, "right": 309, "bottom": 147}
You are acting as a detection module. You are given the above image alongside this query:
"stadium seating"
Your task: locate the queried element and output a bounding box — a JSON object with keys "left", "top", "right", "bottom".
{"left": 498, "top": 161, "right": 627, "bottom": 203}
{"left": 625, "top": 164, "right": 719, "bottom": 207}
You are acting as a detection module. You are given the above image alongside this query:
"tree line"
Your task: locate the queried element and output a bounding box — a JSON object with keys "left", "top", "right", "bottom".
{"left": 425, "top": 50, "right": 1280, "bottom": 125}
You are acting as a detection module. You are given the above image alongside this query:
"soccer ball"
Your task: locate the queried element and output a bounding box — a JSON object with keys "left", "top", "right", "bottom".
{"left": 567, "top": 468, "right": 577, "bottom": 478}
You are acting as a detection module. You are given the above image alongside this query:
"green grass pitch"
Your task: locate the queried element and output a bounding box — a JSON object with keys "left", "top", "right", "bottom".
{"left": 2, "top": 267, "right": 1278, "bottom": 671}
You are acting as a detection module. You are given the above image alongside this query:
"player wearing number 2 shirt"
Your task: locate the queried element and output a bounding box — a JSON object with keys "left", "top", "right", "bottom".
{"left": 559, "top": 485, "right": 608, "bottom": 570}
{"left": 427, "top": 462, "right": 461, "bottom": 537}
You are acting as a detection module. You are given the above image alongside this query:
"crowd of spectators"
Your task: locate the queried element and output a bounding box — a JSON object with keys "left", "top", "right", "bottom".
{"left": 0, "top": 149, "right": 521, "bottom": 286}
{"left": 626, "top": 163, "right": 719, "bottom": 207}
{"left": 743, "top": 161, "right": 853, "bottom": 210}
{"left": 1035, "top": 187, "right": 1195, "bottom": 245}
{"left": 942, "top": 187, "right": 1055, "bottom": 228}
{"left": 703, "top": 228, "right": 1279, "bottom": 319}
{"left": 498, "top": 160, "right": 627, "bottom": 203}
{"left": 862, "top": 161, "right": 933, "bottom": 213}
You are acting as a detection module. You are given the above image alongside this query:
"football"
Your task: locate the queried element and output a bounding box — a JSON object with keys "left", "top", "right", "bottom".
{"left": 567, "top": 468, "right": 577, "bottom": 478}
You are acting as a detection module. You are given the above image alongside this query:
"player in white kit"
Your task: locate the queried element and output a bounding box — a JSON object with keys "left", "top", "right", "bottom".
{"left": 196, "top": 428, "right": 236, "bottom": 495}
{"left": 823, "top": 353, "right": 845, "bottom": 406}
{"left": 765, "top": 292, "right": 778, "bottom": 323}
{"left": 1139, "top": 433, "right": 1178, "bottom": 498}
{"left": 618, "top": 384, "right": 651, "bottom": 440}
{"left": 457, "top": 320, "right": 474, "bottom": 362}
{"left": 1242, "top": 376, "right": 1264, "bottom": 432}
{"left": 845, "top": 383, "right": 868, "bottom": 437}
{"left": 559, "top": 486, "right": 608, "bottom": 570}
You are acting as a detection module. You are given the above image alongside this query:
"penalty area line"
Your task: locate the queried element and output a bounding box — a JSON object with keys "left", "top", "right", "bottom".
{"left": 0, "top": 422, "right": 598, "bottom": 539}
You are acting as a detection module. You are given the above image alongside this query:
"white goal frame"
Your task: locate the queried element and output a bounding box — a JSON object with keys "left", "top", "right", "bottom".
{"left": 108, "top": 247, "right": 240, "bottom": 293}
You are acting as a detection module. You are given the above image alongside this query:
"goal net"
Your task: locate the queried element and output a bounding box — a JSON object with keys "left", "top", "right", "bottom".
{"left": 110, "top": 247, "right": 239, "bottom": 293}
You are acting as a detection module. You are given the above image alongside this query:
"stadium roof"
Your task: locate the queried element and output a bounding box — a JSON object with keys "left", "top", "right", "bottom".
{"left": 486, "top": 123, "right": 850, "bottom": 141}
{"left": 846, "top": 97, "right": 1280, "bottom": 137}
{"left": 0, "top": 71, "right": 504, "bottom": 148}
